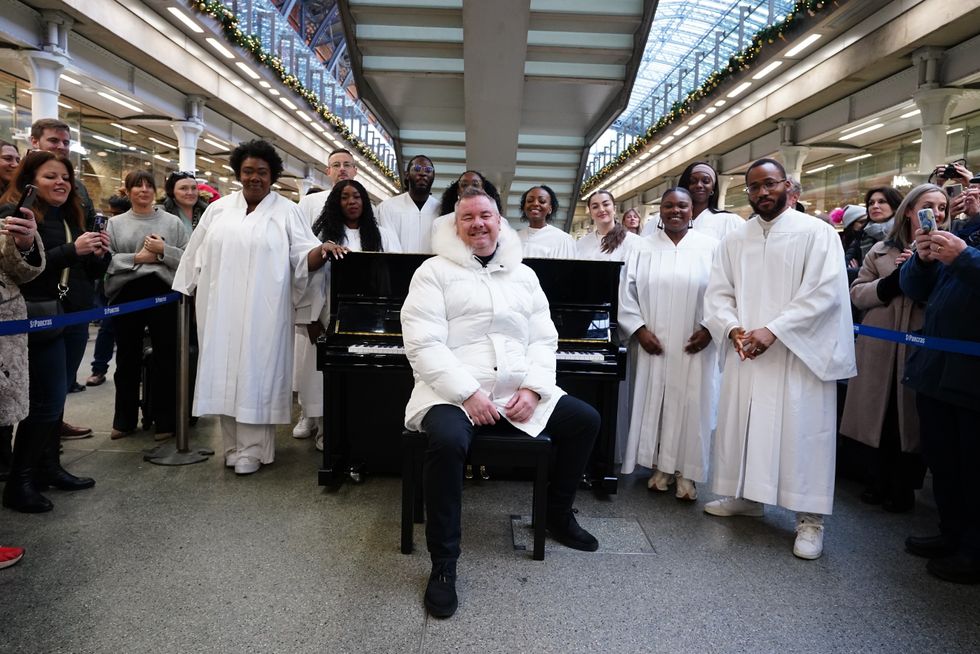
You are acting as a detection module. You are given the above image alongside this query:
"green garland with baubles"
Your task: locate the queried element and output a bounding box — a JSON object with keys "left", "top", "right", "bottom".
{"left": 192, "top": 0, "right": 398, "bottom": 182}
{"left": 581, "top": 0, "right": 835, "bottom": 193}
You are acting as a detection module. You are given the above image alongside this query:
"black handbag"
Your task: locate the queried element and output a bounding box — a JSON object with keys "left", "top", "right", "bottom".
{"left": 26, "top": 221, "right": 71, "bottom": 345}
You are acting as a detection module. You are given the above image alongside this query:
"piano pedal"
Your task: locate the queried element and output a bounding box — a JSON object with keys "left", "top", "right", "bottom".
{"left": 478, "top": 465, "right": 490, "bottom": 481}
{"left": 349, "top": 463, "right": 365, "bottom": 484}
{"left": 465, "top": 464, "right": 474, "bottom": 480}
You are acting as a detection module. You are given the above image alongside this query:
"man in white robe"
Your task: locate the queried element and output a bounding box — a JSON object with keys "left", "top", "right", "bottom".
{"left": 378, "top": 155, "right": 441, "bottom": 253}
{"left": 172, "top": 141, "right": 329, "bottom": 475}
{"left": 702, "top": 158, "right": 856, "bottom": 560}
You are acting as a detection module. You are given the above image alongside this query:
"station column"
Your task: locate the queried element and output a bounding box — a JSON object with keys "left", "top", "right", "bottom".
{"left": 21, "top": 12, "right": 73, "bottom": 122}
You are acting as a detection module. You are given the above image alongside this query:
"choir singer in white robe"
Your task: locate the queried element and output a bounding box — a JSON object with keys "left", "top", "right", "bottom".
{"left": 701, "top": 158, "right": 856, "bottom": 560}
{"left": 619, "top": 188, "right": 719, "bottom": 501}
{"left": 517, "top": 185, "right": 576, "bottom": 259}
{"left": 172, "top": 140, "right": 335, "bottom": 476}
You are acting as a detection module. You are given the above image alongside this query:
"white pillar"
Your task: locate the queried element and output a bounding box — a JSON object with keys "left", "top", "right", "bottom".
{"left": 716, "top": 174, "right": 732, "bottom": 210}
{"left": 779, "top": 145, "right": 810, "bottom": 183}
{"left": 172, "top": 121, "right": 203, "bottom": 174}
{"left": 913, "top": 87, "right": 962, "bottom": 176}
{"left": 22, "top": 50, "right": 68, "bottom": 122}
{"left": 299, "top": 164, "right": 314, "bottom": 196}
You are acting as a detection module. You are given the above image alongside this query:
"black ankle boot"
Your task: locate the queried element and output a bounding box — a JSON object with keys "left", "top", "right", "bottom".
{"left": 3, "top": 421, "right": 53, "bottom": 513}
{"left": 38, "top": 422, "right": 95, "bottom": 491}
{"left": 424, "top": 559, "right": 458, "bottom": 618}
{"left": 0, "top": 425, "right": 12, "bottom": 483}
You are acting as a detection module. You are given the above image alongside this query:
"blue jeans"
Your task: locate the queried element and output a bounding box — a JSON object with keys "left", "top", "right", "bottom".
{"left": 63, "top": 321, "right": 88, "bottom": 387}
{"left": 91, "top": 284, "right": 115, "bottom": 375}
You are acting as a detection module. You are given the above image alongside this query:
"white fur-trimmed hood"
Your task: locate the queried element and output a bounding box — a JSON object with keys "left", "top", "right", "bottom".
{"left": 431, "top": 211, "right": 524, "bottom": 270}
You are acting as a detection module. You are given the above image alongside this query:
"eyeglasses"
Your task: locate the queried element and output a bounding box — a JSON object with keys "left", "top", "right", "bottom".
{"left": 329, "top": 162, "right": 355, "bottom": 170}
{"left": 411, "top": 165, "right": 434, "bottom": 174}
{"left": 744, "top": 178, "right": 787, "bottom": 195}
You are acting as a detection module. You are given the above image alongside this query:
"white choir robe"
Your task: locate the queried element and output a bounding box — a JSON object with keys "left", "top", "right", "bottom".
{"left": 298, "top": 189, "right": 379, "bottom": 229}
{"left": 292, "top": 225, "right": 402, "bottom": 417}
{"left": 518, "top": 224, "right": 577, "bottom": 259}
{"left": 172, "top": 191, "right": 325, "bottom": 462}
{"left": 575, "top": 229, "right": 649, "bottom": 463}
{"left": 641, "top": 208, "right": 744, "bottom": 241}
{"left": 377, "top": 192, "right": 441, "bottom": 253}
{"left": 618, "top": 229, "right": 720, "bottom": 480}
{"left": 702, "top": 208, "right": 856, "bottom": 514}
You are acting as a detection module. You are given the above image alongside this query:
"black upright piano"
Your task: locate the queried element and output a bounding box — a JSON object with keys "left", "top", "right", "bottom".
{"left": 315, "top": 252, "right": 626, "bottom": 494}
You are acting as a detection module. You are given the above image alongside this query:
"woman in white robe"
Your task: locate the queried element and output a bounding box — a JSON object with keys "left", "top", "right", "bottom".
{"left": 292, "top": 179, "right": 401, "bottom": 449}
{"left": 172, "top": 140, "right": 333, "bottom": 475}
{"left": 619, "top": 188, "right": 719, "bottom": 501}
{"left": 641, "top": 162, "right": 744, "bottom": 240}
{"left": 575, "top": 189, "right": 648, "bottom": 465}
{"left": 516, "top": 185, "right": 576, "bottom": 259}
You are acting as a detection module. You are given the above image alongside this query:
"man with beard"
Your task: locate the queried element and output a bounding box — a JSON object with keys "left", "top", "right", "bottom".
{"left": 378, "top": 155, "right": 440, "bottom": 253}
{"left": 701, "top": 158, "right": 856, "bottom": 560}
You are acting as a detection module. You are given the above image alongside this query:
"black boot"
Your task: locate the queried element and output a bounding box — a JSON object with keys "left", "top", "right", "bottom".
{"left": 2, "top": 421, "right": 53, "bottom": 513}
{"left": 0, "top": 425, "right": 12, "bottom": 483}
{"left": 424, "top": 559, "right": 458, "bottom": 618}
{"left": 38, "top": 419, "right": 95, "bottom": 491}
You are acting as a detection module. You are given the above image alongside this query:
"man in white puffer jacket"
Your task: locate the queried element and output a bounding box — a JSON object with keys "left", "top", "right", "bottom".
{"left": 401, "top": 189, "right": 601, "bottom": 618}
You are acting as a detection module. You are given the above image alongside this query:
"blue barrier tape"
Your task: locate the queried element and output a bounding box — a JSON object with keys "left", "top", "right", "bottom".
{"left": 0, "top": 292, "right": 181, "bottom": 336}
{"left": 853, "top": 324, "right": 980, "bottom": 357}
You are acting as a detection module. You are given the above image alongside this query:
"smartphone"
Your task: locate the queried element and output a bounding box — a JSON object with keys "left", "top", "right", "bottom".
{"left": 93, "top": 213, "right": 107, "bottom": 232}
{"left": 947, "top": 183, "right": 963, "bottom": 198}
{"left": 15, "top": 184, "right": 38, "bottom": 213}
{"left": 918, "top": 208, "right": 936, "bottom": 233}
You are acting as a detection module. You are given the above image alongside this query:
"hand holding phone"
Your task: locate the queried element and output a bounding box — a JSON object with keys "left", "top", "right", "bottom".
{"left": 15, "top": 184, "right": 38, "bottom": 214}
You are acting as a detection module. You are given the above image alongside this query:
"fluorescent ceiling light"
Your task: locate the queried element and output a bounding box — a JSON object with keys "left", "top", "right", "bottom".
{"left": 673, "top": 125, "right": 690, "bottom": 136}
{"left": 110, "top": 122, "right": 138, "bottom": 134}
{"left": 280, "top": 97, "right": 298, "bottom": 110}
{"left": 900, "top": 109, "right": 921, "bottom": 119}
{"left": 785, "top": 33, "right": 822, "bottom": 58}
{"left": 689, "top": 114, "right": 707, "bottom": 125}
{"left": 649, "top": 144, "right": 662, "bottom": 152}
{"left": 705, "top": 107, "right": 717, "bottom": 115}
{"left": 727, "top": 82, "right": 752, "bottom": 99}
{"left": 203, "top": 138, "right": 227, "bottom": 149}
{"left": 235, "top": 62, "right": 261, "bottom": 80}
{"left": 206, "top": 37, "right": 235, "bottom": 59}
{"left": 660, "top": 135, "right": 675, "bottom": 145}
{"left": 57, "top": 101, "right": 72, "bottom": 109}
{"left": 911, "top": 138, "right": 922, "bottom": 144}
{"left": 149, "top": 136, "right": 177, "bottom": 149}
{"left": 269, "top": 89, "right": 281, "bottom": 96}
{"left": 92, "top": 134, "right": 126, "bottom": 148}
{"left": 232, "top": 79, "right": 244, "bottom": 88}
{"left": 232, "top": 180, "right": 243, "bottom": 186}
{"left": 840, "top": 119, "right": 880, "bottom": 135}
{"left": 297, "top": 110, "right": 315, "bottom": 122}
{"left": 198, "top": 156, "right": 215, "bottom": 164}
{"left": 97, "top": 91, "right": 143, "bottom": 113}
{"left": 714, "top": 100, "right": 726, "bottom": 107}
{"left": 845, "top": 153, "right": 873, "bottom": 162}
{"left": 167, "top": 7, "right": 204, "bottom": 33}
{"left": 60, "top": 74, "right": 81, "bottom": 85}
{"left": 752, "top": 60, "right": 783, "bottom": 80}
{"left": 153, "top": 154, "right": 170, "bottom": 163}
{"left": 806, "top": 164, "right": 834, "bottom": 174}
{"left": 839, "top": 124, "right": 883, "bottom": 141}
{"left": 222, "top": 164, "right": 234, "bottom": 172}
{"left": 259, "top": 81, "right": 271, "bottom": 89}
{"left": 219, "top": 176, "right": 228, "bottom": 182}
{"left": 947, "top": 127, "right": 964, "bottom": 135}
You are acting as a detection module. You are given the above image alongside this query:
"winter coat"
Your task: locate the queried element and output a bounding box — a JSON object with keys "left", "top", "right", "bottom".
{"left": 401, "top": 217, "right": 565, "bottom": 436}
{"left": 840, "top": 241, "right": 924, "bottom": 451}
{"left": 900, "top": 221, "right": 980, "bottom": 409}
{"left": 0, "top": 222, "right": 45, "bottom": 426}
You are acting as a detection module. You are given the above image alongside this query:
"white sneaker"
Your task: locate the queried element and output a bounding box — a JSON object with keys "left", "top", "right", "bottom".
{"left": 314, "top": 432, "right": 324, "bottom": 452}
{"left": 292, "top": 414, "right": 317, "bottom": 439}
{"left": 647, "top": 469, "right": 674, "bottom": 492}
{"left": 675, "top": 475, "right": 697, "bottom": 501}
{"left": 234, "top": 457, "right": 261, "bottom": 475}
{"left": 703, "top": 496, "right": 764, "bottom": 517}
{"left": 793, "top": 514, "right": 825, "bottom": 560}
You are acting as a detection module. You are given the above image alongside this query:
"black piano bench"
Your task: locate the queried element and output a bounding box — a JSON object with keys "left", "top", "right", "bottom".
{"left": 400, "top": 429, "right": 552, "bottom": 561}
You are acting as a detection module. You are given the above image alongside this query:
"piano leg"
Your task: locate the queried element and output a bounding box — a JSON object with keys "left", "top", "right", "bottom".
{"left": 318, "top": 370, "right": 345, "bottom": 488}
{"left": 592, "top": 380, "right": 619, "bottom": 496}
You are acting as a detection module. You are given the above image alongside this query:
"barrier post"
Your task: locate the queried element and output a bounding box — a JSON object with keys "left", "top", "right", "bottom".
{"left": 145, "top": 293, "right": 213, "bottom": 466}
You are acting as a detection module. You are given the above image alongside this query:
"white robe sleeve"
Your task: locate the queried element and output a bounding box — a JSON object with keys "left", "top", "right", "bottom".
{"left": 765, "top": 224, "right": 856, "bottom": 381}
{"left": 285, "top": 202, "right": 326, "bottom": 324}
{"left": 618, "top": 250, "right": 646, "bottom": 338}
{"left": 702, "top": 239, "right": 741, "bottom": 344}
{"left": 402, "top": 263, "right": 482, "bottom": 404}
{"left": 171, "top": 201, "right": 217, "bottom": 296}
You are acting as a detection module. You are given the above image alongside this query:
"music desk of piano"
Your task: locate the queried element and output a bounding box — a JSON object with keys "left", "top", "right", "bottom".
{"left": 316, "top": 252, "right": 626, "bottom": 494}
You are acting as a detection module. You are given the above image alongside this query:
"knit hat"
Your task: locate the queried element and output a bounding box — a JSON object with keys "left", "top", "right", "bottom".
{"left": 841, "top": 204, "right": 866, "bottom": 229}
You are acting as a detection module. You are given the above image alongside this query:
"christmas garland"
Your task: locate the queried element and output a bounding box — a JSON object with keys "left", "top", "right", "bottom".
{"left": 191, "top": 0, "right": 398, "bottom": 182}
{"left": 581, "top": 0, "right": 836, "bottom": 193}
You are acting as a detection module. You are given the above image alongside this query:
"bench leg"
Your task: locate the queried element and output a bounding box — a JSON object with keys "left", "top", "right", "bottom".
{"left": 532, "top": 450, "right": 548, "bottom": 561}
{"left": 401, "top": 445, "right": 415, "bottom": 555}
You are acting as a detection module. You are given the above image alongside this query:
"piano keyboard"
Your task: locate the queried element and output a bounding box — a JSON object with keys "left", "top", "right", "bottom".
{"left": 347, "top": 344, "right": 604, "bottom": 362}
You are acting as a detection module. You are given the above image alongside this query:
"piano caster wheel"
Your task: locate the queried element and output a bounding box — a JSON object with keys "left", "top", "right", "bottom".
{"left": 479, "top": 465, "right": 490, "bottom": 481}
{"left": 348, "top": 464, "right": 365, "bottom": 484}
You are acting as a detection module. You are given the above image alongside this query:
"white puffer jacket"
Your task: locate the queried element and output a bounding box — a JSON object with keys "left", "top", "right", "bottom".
{"left": 401, "top": 216, "right": 565, "bottom": 436}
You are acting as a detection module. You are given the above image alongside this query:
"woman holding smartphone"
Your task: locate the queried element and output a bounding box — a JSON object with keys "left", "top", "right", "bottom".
{"left": 105, "top": 170, "right": 189, "bottom": 441}
{"left": 0, "top": 151, "right": 108, "bottom": 513}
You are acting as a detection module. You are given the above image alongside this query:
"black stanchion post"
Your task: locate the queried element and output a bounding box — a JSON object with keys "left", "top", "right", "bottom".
{"left": 145, "top": 293, "right": 213, "bottom": 466}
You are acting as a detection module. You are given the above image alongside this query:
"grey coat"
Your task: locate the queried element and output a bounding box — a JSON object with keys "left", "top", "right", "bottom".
{"left": 0, "top": 231, "right": 45, "bottom": 426}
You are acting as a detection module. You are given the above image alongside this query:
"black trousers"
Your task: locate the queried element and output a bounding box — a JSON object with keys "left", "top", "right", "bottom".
{"left": 917, "top": 393, "right": 980, "bottom": 557}
{"left": 420, "top": 394, "right": 599, "bottom": 562}
{"left": 111, "top": 276, "right": 178, "bottom": 433}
